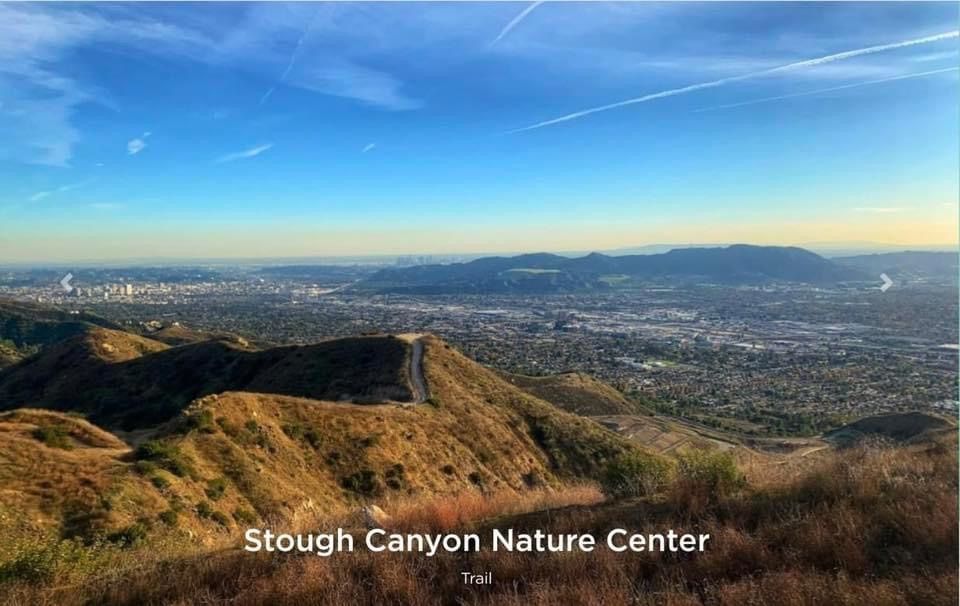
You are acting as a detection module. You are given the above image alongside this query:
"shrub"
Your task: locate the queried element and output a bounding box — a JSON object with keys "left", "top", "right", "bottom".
{"left": 205, "top": 477, "right": 228, "bottom": 501}
{"left": 0, "top": 538, "right": 92, "bottom": 584}
{"left": 304, "top": 428, "right": 322, "bottom": 449}
{"left": 341, "top": 469, "right": 381, "bottom": 497}
{"left": 670, "top": 450, "right": 746, "bottom": 516}
{"left": 601, "top": 451, "right": 673, "bottom": 498}
{"left": 210, "top": 511, "right": 231, "bottom": 528}
{"left": 149, "top": 474, "right": 170, "bottom": 490}
{"left": 196, "top": 501, "right": 214, "bottom": 519}
{"left": 233, "top": 507, "right": 257, "bottom": 525}
{"left": 133, "top": 460, "right": 158, "bottom": 475}
{"left": 281, "top": 423, "right": 304, "bottom": 439}
{"left": 186, "top": 409, "right": 216, "bottom": 434}
{"left": 135, "top": 440, "right": 195, "bottom": 478}
{"left": 107, "top": 522, "right": 150, "bottom": 547}
{"left": 675, "top": 449, "right": 744, "bottom": 502}
{"left": 158, "top": 510, "right": 178, "bottom": 527}
{"left": 33, "top": 425, "right": 72, "bottom": 450}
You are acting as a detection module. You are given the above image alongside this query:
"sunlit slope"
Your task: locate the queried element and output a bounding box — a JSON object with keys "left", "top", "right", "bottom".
{"left": 0, "top": 334, "right": 637, "bottom": 546}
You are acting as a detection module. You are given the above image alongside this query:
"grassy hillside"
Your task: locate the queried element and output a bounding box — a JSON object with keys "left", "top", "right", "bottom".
{"left": 0, "top": 334, "right": 639, "bottom": 585}
{"left": 824, "top": 411, "right": 954, "bottom": 446}
{"left": 3, "top": 430, "right": 953, "bottom": 605}
{"left": 0, "top": 329, "right": 415, "bottom": 428}
{"left": 498, "top": 370, "right": 651, "bottom": 417}
{"left": 0, "top": 300, "right": 122, "bottom": 368}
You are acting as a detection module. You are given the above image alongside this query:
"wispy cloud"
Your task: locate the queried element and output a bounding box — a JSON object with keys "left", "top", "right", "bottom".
{"left": 694, "top": 67, "right": 959, "bottom": 112}
{"left": 126, "top": 131, "right": 151, "bottom": 155}
{"left": 507, "top": 30, "right": 960, "bottom": 133}
{"left": 0, "top": 4, "right": 207, "bottom": 166}
{"left": 216, "top": 143, "right": 273, "bottom": 163}
{"left": 854, "top": 207, "right": 909, "bottom": 213}
{"left": 29, "top": 178, "right": 93, "bottom": 202}
{"left": 490, "top": 1, "right": 544, "bottom": 47}
{"left": 260, "top": 8, "right": 321, "bottom": 105}
{"left": 362, "top": 142, "right": 376, "bottom": 153}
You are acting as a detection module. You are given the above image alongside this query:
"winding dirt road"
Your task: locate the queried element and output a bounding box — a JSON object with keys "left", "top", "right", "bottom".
{"left": 408, "top": 337, "right": 429, "bottom": 403}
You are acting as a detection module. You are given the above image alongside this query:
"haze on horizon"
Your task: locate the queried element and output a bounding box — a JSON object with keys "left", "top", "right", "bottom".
{"left": 1, "top": 2, "right": 957, "bottom": 263}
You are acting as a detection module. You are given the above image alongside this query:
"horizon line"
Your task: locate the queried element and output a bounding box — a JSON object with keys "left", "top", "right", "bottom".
{"left": 1, "top": 242, "right": 957, "bottom": 268}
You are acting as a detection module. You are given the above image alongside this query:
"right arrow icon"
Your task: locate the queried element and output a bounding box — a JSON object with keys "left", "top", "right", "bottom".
{"left": 879, "top": 273, "right": 893, "bottom": 292}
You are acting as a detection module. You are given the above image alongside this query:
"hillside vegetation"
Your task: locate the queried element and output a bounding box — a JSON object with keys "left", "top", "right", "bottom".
{"left": 3, "top": 431, "right": 953, "bottom": 605}
{"left": 0, "top": 329, "right": 415, "bottom": 428}
{"left": 0, "top": 301, "right": 122, "bottom": 368}
{"left": 0, "top": 334, "right": 638, "bottom": 577}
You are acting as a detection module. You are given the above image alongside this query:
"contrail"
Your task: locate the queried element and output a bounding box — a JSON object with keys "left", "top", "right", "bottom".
{"left": 490, "top": 1, "right": 544, "bottom": 47}
{"left": 260, "top": 9, "right": 323, "bottom": 105}
{"left": 507, "top": 30, "right": 959, "bottom": 133}
{"left": 694, "top": 67, "right": 959, "bottom": 112}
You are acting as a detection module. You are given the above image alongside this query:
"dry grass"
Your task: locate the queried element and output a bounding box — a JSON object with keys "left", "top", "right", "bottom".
{"left": 384, "top": 484, "right": 605, "bottom": 533}
{"left": 3, "top": 435, "right": 955, "bottom": 606}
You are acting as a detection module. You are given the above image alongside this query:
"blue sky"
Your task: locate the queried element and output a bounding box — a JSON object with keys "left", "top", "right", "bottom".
{"left": 1, "top": 2, "right": 958, "bottom": 261}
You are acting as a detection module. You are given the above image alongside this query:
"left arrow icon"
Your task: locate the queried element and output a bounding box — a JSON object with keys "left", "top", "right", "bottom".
{"left": 60, "top": 273, "right": 74, "bottom": 293}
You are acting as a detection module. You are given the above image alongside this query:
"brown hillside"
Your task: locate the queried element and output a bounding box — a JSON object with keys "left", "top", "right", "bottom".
{"left": 500, "top": 370, "right": 734, "bottom": 455}
{"left": 0, "top": 334, "right": 638, "bottom": 555}
{"left": 498, "top": 370, "right": 651, "bottom": 417}
{"left": 824, "top": 411, "right": 955, "bottom": 446}
{"left": 0, "top": 330, "right": 414, "bottom": 429}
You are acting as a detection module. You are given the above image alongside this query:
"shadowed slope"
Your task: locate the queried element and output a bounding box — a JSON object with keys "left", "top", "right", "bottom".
{"left": 0, "top": 329, "right": 414, "bottom": 429}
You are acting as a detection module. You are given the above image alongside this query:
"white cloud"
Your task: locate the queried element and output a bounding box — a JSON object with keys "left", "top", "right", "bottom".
{"left": 694, "top": 67, "right": 958, "bottom": 113}
{"left": 295, "top": 62, "right": 422, "bottom": 111}
{"left": 0, "top": 4, "right": 206, "bottom": 166}
{"left": 127, "top": 131, "right": 151, "bottom": 155}
{"left": 490, "top": 1, "right": 544, "bottom": 47}
{"left": 216, "top": 143, "right": 274, "bottom": 163}
{"left": 29, "top": 178, "right": 93, "bottom": 202}
{"left": 362, "top": 143, "right": 376, "bottom": 153}
{"left": 508, "top": 30, "right": 960, "bottom": 133}
{"left": 127, "top": 139, "right": 145, "bottom": 155}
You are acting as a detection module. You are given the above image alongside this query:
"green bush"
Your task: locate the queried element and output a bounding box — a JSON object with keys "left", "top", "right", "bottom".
{"left": 135, "top": 440, "right": 195, "bottom": 478}
{"left": 149, "top": 474, "right": 170, "bottom": 490}
{"left": 340, "top": 469, "right": 381, "bottom": 497}
{"left": 107, "top": 521, "right": 150, "bottom": 547}
{"left": 304, "top": 428, "right": 322, "bottom": 449}
{"left": 281, "top": 423, "right": 304, "bottom": 439}
{"left": 232, "top": 507, "right": 257, "bottom": 525}
{"left": 186, "top": 409, "right": 216, "bottom": 434}
{"left": 32, "top": 425, "right": 72, "bottom": 450}
{"left": 205, "top": 477, "right": 228, "bottom": 501}
{"left": 601, "top": 451, "right": 674, "bottom": 498}
{"left": 158, "top": 510, "right": 179, "bottom": 527}
{"left": 676, "top": 450, "right": 745, "bottom": 499}
{"left": 133, "top": 460, "right": 158, "bottom": 475}
{"left": 0, "top": 538, "right": 93, "bottom": 584}
{"left": 196, "top": 500, "right": 214, "bottom": 519}
{"left": 210, "top": 511, "right": 231, "bottom": 528}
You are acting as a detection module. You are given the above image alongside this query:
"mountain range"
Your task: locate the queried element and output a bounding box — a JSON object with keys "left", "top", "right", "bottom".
{"left": 358, "top": 244, "right": 870, "bottom": 294}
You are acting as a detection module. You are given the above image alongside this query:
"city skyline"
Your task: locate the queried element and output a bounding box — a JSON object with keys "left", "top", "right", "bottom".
{"left": 1, "top": 2, "right": 958, "bottom": 262}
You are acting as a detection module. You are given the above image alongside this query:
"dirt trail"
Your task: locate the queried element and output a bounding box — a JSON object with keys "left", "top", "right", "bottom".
{"left": 408, "top": 337, "right": 428, "bottom": 403}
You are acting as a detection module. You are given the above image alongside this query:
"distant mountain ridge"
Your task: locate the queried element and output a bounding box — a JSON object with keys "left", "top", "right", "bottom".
{"left": 359, "top": 244, "right": 867, "bottom": 293}
{"left": 833, "top": 251, "right": 958, "bottom": 280}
